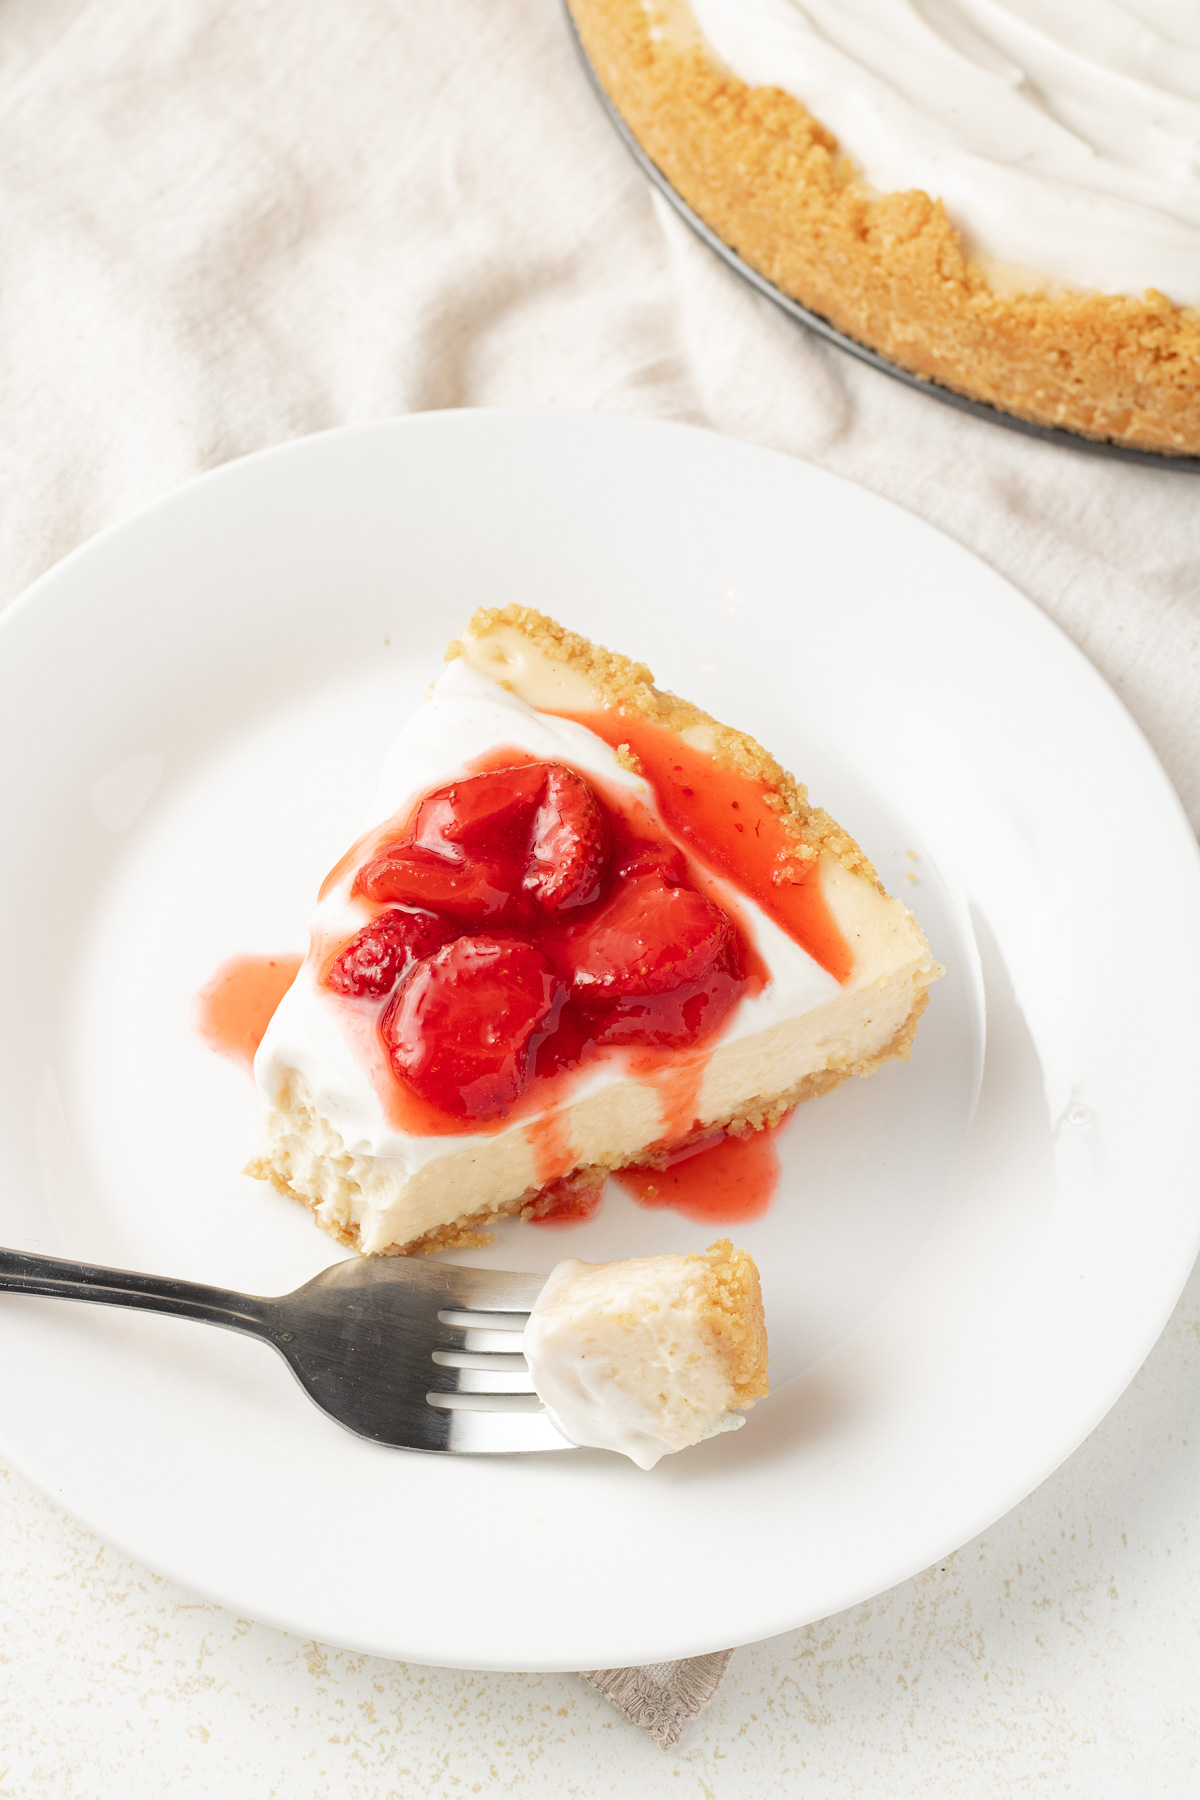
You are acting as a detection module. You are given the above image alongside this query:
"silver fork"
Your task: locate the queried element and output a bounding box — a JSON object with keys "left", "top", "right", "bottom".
{"left": 0, "top": 1247, "right": 574, "bottom": 1454}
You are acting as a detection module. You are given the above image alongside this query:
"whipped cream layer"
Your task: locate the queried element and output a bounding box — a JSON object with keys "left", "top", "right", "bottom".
{"left": 524, "top": 1254, "right": 746, "bottom": 1468}
{"left": 255, "top": 658, "right": 842, "bottom": 1181}
{"left": 686, "top": 0, "right": 1200, "bottom": 303}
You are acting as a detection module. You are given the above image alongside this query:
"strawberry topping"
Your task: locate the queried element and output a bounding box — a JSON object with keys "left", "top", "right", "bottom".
{"left": 352, "top": 841, "right": 516, "bottom": 920}
{"left": 354, "top": 764, "right": 547, "bottom": 922}
{"left": 325, "top": 908, "right": 445, "bottom": 998}
{"left": 355, "top": 762, "right": 615, "bottom": 923}
{"left": 329, "top": 752, "right": 754, "bottom": 1123}
{"left": 523, "top": 766, "right": 607, "bottom": 911}
{"left": 411, "top": 764, "right": 546, "bottom": 857}
{"left": 571, "top": 872, "right": 735, "bottom": 999}
{"left": 570, "top": 861, "right": 744, "bottom": 1049}
{"left": 382, "top": 936, "right": 562, "bottom": 1119}
{"left": 613, "top": 839, "right": 690, "bottom": 888}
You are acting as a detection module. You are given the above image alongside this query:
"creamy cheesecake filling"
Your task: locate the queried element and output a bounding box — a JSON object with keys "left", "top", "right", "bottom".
{"left": 524, "top": 1241, "right": 768, "bottom": 1468}
{"left": 525, "top": 1256, "right": 745, "bottom": 1467}
{"left": 254, "top": 945, "right": 927, "bottom": 1254}
{"left": 678, "top": 0, "right": 1200, "bottom": 304}
{"left": 253, "top": 647, "right": 937, "bottom": 1254}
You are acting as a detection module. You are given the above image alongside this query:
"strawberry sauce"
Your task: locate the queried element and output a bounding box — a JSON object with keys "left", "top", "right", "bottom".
{"left": 613, "top": 1117, "right": 790, "bottom": 1224}
{"left": 559, "top": 712, "right": 853, "bottom": 982}
{"left": 525, "top": 1105, "right": 577, "bottom": 1188}
{"left": 193, "top": 953, "right": 302, "bottom": 1072}
{"left": 322, "top": 748, "right": 762, "bottom": 1134}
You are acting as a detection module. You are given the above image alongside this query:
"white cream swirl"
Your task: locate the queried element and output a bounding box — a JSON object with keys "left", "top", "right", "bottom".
{"left": 687, "top": 0, "right": 1200, "bottom": 302}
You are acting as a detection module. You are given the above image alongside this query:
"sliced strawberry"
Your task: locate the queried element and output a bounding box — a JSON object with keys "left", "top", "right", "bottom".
{"left": 324, "top": 908, "right": 445, "bottom": 998}
{"left": 354, "top": 765, "right": 548, "bottom": 922}
{"left": 613, "top": 839, "right": 690, "bottom": 888}
{"left": 412, "top": 765, "right": 546, "bottom": 856}
{"left": 584, "top": 951, "right": 745, "bottom": 1049}
{"left": 354, "top": 843, "right": 515, "bottom": 919}
{"left": 571, "top": 876, "right": 735, "bottom": 999}
{"left": 382, "top": 937, "right": 561, "bottom": 1120}
{"left": 570, "top": 862, "right": 746, "bottom": 1048}
{"left": 523, "top": 766, "right": 608, "bottom": 911}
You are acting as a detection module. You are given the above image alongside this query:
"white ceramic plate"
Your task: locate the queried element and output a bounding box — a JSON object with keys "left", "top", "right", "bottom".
{"left": 1, "top": 412, "right": 1197, "bottom": 1672}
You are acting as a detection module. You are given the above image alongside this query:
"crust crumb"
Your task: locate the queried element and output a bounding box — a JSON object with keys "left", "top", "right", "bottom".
{"left": 688, "top": 1239, "right": 770, "bottom": 1404}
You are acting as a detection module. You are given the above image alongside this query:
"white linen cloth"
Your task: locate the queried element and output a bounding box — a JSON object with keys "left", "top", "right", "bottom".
{"left": 0, "top": 0, "right": 1196, "bottom": 1745}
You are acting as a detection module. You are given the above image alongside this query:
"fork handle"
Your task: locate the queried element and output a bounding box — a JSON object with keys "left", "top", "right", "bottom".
{"left": 0, "top": 1247, "right": 277, "bottom": 1337}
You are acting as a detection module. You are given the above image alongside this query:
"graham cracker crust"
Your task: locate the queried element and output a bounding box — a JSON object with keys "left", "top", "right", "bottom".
{"left": 567, "top": 0, "right": 1200, "bottom": 454}
{"left": 689, "top": 1238, "right": 769, "bottom": 1403}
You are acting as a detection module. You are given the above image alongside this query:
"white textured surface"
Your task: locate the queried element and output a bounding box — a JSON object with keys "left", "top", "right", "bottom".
{"left": 3, "top": 1260, "right": 1199, "bottom": 1792}
{"left": 0, "top": 0, "right": 1198, "bottom": 1781}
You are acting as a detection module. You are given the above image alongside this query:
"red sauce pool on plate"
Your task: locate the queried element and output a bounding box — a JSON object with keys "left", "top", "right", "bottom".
{"left": 613, "top": 1115, "right": 791, "bottom": 1225}
{"left": 193, "top": 953, "right": 302, "bottom": 1072}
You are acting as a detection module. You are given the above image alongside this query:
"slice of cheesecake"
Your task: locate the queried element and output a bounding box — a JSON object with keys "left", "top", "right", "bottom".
{"left": 524, "top": 1238, "right": 769, "bottom": 1468}
{"left": 249, "top": 607, "right": 941, "bottom": 1255}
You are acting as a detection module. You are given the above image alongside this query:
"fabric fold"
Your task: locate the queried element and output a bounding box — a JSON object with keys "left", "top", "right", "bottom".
{"left": 582, "top": 1651, "right": 733, "bottom": 1747}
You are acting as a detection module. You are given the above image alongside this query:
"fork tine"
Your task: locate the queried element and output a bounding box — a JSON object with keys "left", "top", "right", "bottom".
{"left": 436, "top": 1323, "right": 529, "bottom": 1354}
{"left": 429, "top": 1340, "right": 535, "bottom": 1395}
{"left": 437, "top": 1308, "right": 529, "bottom": 1331}
{"left": 434, "top": 1405, "right": 575, "bottom": 1454}
{"left": 426, "top": 1363, "right": 537, "bottom": 1395}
